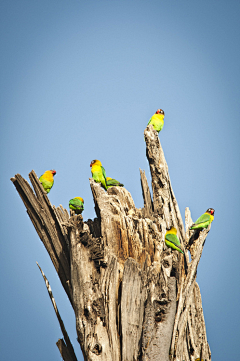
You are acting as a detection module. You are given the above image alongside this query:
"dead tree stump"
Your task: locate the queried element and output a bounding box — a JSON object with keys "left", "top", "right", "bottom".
{"left": 11, "top": 125, "right": 212, "bottom": 361}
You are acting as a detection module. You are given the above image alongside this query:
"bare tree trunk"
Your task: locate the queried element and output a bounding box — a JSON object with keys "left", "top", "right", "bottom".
{"left": 11, "top": 125, "right": 211, "bottom": 361}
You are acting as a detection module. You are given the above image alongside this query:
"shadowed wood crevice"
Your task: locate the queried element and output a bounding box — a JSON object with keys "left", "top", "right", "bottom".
{"left": 57, "top": 339, "right": 76, "bottom": 361}
{"left": 140, "top": 168, "right": 154, "bottom": 219}
{"left": 11, "top": 125, "right": 212, "bottom": 361}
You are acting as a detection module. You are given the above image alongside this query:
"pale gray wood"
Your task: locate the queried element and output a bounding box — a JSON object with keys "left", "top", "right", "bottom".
{"left": 141, "top": 272, "right": 177, "bottom": 361}
{"left": 68, "top": 216, "right": 120, "bottom": 361}
{"left": 144, "top": 125, "right": 185, "bottom": 243}
{"left": 11, "top": 173, "right": 72, "bottom": 305}
{"left": 121, "top": 258, "right": 145, "bottom": 361}
{"left": 11, "top": 124, "right": 212, "bottom": 361}
{"left": 170, "top": 209, "right": 212, "bottom": 361}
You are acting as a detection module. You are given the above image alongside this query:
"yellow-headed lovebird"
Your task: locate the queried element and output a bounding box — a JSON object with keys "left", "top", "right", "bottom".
{"left": 39, "top": 170, "right": 56, "bottom": 193}
{"left": 69, "top": 197, "right": 84, "bottom": 214}
{"left": 190, "top": 208, "right": 215, "bottom": 230}
{"left": 106, "top": 177, "right": 124, "bottom": 189}
{"left": 90, "top": 160, "right": 107, "bottom": 190}
{"left": 147, "top": 109, "right": 165, "bottom": 133}
{"left": 165, "top": 227, "right": 184, "bottom": 254}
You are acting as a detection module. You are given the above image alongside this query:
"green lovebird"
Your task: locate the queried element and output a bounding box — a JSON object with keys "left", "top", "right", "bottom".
{"left": 165, "top": 227, "right": 184, "bottom": 254}
{"left": 190, "top": 208, "right": 215, "bottom": 230}
{"left": 90, "top": 159, "right": 107, "bottom": 190}
{"left": 106, "top": 177, "right": 124, "bottom": 189}
{"left": 147, "top": 109, "right": 165, "bottom": 133}
{"left": 69, "top": 197, "right": 84, "bottom": 214}
{"left": 39, "top": 170, "right": 56, "bottom": 193}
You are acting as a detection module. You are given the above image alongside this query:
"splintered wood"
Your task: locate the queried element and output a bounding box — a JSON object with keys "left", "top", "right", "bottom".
{"left": 11, "top": 124, "right": 212, "bottom": 361}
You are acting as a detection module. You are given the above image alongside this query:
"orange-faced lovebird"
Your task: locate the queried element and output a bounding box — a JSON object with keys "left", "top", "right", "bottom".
{"left": 190, "top": 208, "right": 215, "bottom": 230}
{"left": 90, "top": 160, "right": 107, "bottom": 190}
{"left": 39, "top": 170, "right": 56, "bottom": 193}
{"left": 147, "top": 109, "right": 165, "bottom": 133}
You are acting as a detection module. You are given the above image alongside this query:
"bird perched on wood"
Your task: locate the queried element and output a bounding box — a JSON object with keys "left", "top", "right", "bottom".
{"left": 147, "top": 109, "right": 165, "bottom": 133}
{"left": 69, "top": 197, "right": 84, "bottom": 214}
{"left": 90, "top": 159, "right": 107, "bottom": 190}
{"left": 190, "top": 208, "right": 215, "bottom": 230}
{"left": 165, "top": 227, "right": 184, "bottom": 254}
{"left": 106, "top": 177, "right": 124, "bottom": 189}
{"left": 39, "top": 170, "right": 56, "bottom": 193}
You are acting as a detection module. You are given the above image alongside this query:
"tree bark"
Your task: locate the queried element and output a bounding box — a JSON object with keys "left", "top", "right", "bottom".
{"left": 11, "top": 124, "right": 212, "bottom": 361}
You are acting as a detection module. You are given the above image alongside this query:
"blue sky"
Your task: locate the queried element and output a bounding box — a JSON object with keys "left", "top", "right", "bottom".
{"left": 1, "top": 1, "right": 239, "bottom": 360}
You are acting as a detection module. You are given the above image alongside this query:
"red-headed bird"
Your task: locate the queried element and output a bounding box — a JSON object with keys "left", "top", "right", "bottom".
{"left": 190, "top": 208, "right": 215, "bottom": 230}
{"left": 147, "top": 109, "right": 165, "bottom": 133}
{"left": 39, "top": 170, "right": 56, "bottom": 193}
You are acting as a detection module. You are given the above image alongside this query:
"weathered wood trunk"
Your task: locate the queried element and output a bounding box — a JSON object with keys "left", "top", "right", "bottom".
{"left": 11, "top": 125, "right": 211, "bottom": 361}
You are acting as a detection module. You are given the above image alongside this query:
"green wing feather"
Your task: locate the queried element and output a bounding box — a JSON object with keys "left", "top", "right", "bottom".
{"left": 106, "top": 178, "right": 124, "bottom": 187}
{"left": 190, "top": 213, "right": 211, "bottom": 229}
{"left": 69, "top": 199, "right": 83, "bottom": 209}
{"left": 147, "top": 116, "right": 152, "bottom": 126}
{"left": 101, "top": 166, "right": 107, "bottom": 182}
{"left": 69, "top": 198, "right": 84, "bottom": 214}
{"left": 190, "top": 213, "right": 212, "bottom": 229}
{"left": 92, "top": 165, "right": 107, "bottom": 190}
{"left": 101, "top": 166, "right": 107, "bottom": 189}
{"left": 165, "top": 234, "right": 181, "bottom": 247}
{"left": 165, "top": 234, "right": 184, "bottom": 254}
{"left": 194, "top": 213, "right": 210, "bottom": 225}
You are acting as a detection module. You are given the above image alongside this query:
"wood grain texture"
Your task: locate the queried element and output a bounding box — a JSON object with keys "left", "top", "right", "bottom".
{"left": 11, "top": 171, "right": 73, "bottom": 305}
{"left": 144, "top": 125, "right": 185, "bottom": 243}
{"left": 121, "top": 258, "right": 145, "bottom": 361}
{"left": 11, "top": 125, "right": 212, "bottom": 361}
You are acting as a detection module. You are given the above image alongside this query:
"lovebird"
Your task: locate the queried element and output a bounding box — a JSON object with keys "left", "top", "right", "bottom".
{"left": 106, "top": 177, "right": 124, "bottom": 189}
{"left": 147, "top": 109, "right": 165, "bottom": 133}
{"left": 39, "top": 170, "right": 56, "bottom": 193}
{"left": 69, "top": 197, "right": 84, "bottom": 214}
{"left": 90, "top": 159, "right": 107, "bottom": 190}
{"left": 165, "top": 227, "right": 184, "bottom": 254}
{"left": 190, "top": 208, "right": 215, "bottom": 230}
